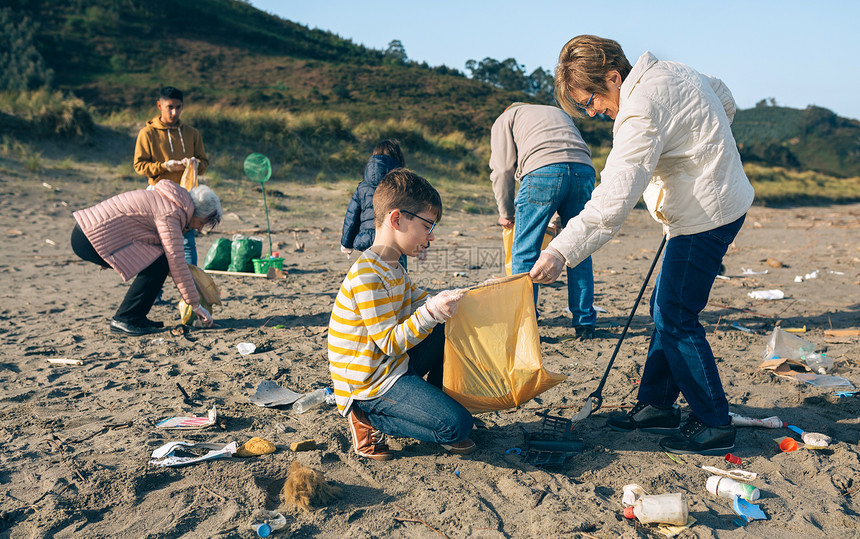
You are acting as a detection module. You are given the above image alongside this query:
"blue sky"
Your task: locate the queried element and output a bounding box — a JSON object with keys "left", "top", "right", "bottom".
{"left": 250, "top": 1, "right": 860, "bottom": 121}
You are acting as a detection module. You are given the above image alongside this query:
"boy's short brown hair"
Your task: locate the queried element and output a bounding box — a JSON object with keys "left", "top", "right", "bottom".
{"left": 373, "top": 168, "right": 442, "bottom": 227}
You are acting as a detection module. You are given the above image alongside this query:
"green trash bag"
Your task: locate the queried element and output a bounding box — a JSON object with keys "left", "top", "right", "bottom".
{"left": 228, "top": 236, "right": 263, "bottom": 273}
{"left": 203, "top": 238, "right": 232, "bottom": 271}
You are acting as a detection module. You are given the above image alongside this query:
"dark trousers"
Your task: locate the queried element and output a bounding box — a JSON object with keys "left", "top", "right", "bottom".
{"left": 637, "top": 215, "right": 746, "bottom": 427}
{"left": 70, "top": 224, "right": 169, "bottom": 323}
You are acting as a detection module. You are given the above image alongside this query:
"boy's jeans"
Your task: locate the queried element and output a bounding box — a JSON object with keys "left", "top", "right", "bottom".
{"left": 184, "top": 229, "right": 197, "bottom": 266}
{"left": 637, "top": 215, "right": 746, "bottom": 428}
{"left": 353, "top": 324, "right": 473, "bottom": 445}
{"left": 511, "top": 162, "right": 596, "bottom": 327}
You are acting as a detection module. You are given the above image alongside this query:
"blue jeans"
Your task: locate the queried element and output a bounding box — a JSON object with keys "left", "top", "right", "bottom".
{"left": 184, "top": 229, "right": 197, "bottom": 266}
{"left": 353, "top": 324, "right": 474, "bottom": 445}
{"left": 511, "top": 163, "right": 596, "bottom": 326}
{"left": 637, "top": 215, "right": 746, "bottom": 428}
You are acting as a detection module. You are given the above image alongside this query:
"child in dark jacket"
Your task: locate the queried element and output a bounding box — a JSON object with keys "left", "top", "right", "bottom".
{"left": 340, "top": 140, "right": 407, "bottom": 265}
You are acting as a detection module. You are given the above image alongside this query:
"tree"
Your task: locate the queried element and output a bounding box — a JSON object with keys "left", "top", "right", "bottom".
{"left": 466, "top": 56, "right": 553, "bottom": 103}
{"left": 0, "top": 8, "right": 53, "bottom": 92}
{"left": 383, "top": 39, "right": 407, "bottom": 65}
{"left": 527, "top": 67, "right": 554, "bottom": 104}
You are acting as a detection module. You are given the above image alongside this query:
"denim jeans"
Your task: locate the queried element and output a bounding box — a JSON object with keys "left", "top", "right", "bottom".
{"left": 184, "top": 229, "right": 197, "bottom": 266}
{"left": 637, "top": 215, "right": 746, "bottom": 428}
{"left": 511, "top": 162, "right": 596, "bottom": 326}
{"left": 353, "top": 324, "right": 474, "bottom": 445}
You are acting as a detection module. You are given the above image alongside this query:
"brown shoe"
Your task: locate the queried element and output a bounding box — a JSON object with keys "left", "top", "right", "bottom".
{"left": 441, "top": 438, "right": 477, "bottom": 455}
{"left": 348, "top": 408, "right": 393, "bottom": 461}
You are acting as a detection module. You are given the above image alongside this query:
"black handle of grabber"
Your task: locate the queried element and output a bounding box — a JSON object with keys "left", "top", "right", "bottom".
{"left": 587, "top": 235, "right": 667, "bottom": 415}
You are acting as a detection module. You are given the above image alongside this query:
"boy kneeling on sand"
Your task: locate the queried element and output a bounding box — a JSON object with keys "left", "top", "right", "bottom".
{"left": 327, "top": 168, "right": 475, "bottom": 460}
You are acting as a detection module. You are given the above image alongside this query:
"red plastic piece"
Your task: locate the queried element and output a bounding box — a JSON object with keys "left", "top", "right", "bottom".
{"left": 780, "top": 438, "right": 798, "bottom": 452}
{"left": 725, "top": 453, "right": 742, "bottom": 465}
{"left": 623, "top": 506, "right": 635, "bottom": 519}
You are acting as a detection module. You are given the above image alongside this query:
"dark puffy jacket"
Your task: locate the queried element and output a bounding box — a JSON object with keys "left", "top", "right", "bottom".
{"left": 340, "top": 155, "right": 402, "bottom": 251}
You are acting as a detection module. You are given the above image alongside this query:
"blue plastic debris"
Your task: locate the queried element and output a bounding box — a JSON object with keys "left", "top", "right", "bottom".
{"left": 733, "top": 495, "right": 767, "bottom": 522}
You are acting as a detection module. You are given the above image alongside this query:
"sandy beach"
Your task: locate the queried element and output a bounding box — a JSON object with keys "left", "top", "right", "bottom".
{"left": 2, "top": 160, "right": 860, "bottom": 538}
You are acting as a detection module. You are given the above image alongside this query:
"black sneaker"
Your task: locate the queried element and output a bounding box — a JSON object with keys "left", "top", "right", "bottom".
{"left": 606, "top": 402, "right": 680, "bottom": 433}
{"left": 659, "top": 416, "right": 736, "bottom": 455}
{"left": 110, "top": 319, "right": 157, "bottom": 336}
{"left": 573, "top": 325, "right": 596, "bottom": 340}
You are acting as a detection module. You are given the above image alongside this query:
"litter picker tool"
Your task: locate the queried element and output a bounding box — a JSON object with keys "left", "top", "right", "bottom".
{"left": 570, "top": 235, "right": 667, "bottom": 423}
{"left": 243, "top": 153, "right": 274, "bottom": 255}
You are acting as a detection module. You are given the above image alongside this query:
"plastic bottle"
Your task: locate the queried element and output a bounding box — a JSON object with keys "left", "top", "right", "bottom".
{"left": 706, "top": 476, "right": 760, "bottom": 502}
{"left": 293, "top": 388, "right": 332, "bottom": 413}
{"left": 324, "top": 388, "right": 336, "bottom": 405}
{"left": 802, "top": 352, "right": 833, "bottom": 375}
{"left": 622, "top": 493, "right": 689, "bottom": 525}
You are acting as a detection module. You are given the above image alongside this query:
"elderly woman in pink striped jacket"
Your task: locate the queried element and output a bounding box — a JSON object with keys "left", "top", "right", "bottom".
{"left": 70, "top": 180, "right": 222, "bottom": 336}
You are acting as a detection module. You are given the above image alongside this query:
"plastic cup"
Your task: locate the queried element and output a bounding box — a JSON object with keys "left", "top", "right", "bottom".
{"left": 725, "top": 453, "right": 743, "bottom": 465}
{"left": 780, "top": 438, "right": 798, "bottom": 452}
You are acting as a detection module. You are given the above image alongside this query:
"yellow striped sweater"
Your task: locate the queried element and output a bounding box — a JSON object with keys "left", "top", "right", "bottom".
{"left": 327, "top": 249, "right": 438, "bottom": 416}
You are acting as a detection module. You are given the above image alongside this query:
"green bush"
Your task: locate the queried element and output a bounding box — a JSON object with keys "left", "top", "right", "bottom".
{"left": 0, "top": 90, "right": 93, "bottom": 138}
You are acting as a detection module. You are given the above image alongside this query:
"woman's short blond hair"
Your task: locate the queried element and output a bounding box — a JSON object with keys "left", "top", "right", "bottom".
{"left": 555, "top": 35, "right": 632, "bottom": 117}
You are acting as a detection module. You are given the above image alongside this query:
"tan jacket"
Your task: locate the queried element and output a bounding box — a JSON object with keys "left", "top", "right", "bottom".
{"left": 550, "top": 51, "right": 755, "bottom": 268}
{"left": 133, "top": 117, "right": 209, "bottom": 185}
{"left": 489, "top": 103, "right": 593, "bottom": 218}
{"left": 73, "top": 180, "right": 200, "bottom": 307}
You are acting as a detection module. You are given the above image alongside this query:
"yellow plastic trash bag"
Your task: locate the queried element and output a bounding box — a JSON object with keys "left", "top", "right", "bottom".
{"left": 179, "top": 159, "right": 199, "bottom": 191}
{"left": 443, "top": 273, "right": 566, "bottom": 413}
{"left": 178, "top": 264, "right": 222, "bottom": 325}
{"left": 502, "top": 228, "right": 555, "bottom": 276}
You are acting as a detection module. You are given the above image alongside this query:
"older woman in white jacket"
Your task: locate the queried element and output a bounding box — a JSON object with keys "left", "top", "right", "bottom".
{"left": 531, "top": 35, "right": 754, "bottom": 455}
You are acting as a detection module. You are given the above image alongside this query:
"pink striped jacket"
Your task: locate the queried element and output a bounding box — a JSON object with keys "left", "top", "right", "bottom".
{"left": 73, "top": 180, "right": 200, "bottom": 307}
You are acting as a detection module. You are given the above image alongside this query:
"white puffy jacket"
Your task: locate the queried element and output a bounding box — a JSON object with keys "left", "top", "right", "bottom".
{"left": 549, "top": 51, "right": 755, "bottom": 268}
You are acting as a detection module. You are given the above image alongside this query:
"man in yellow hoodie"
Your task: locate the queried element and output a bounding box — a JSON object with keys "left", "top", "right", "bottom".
{"left": 134, "top": 86, "right": 209, "bottom": 265}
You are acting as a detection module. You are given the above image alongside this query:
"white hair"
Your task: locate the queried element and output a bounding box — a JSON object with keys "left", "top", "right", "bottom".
{"left": 189, "top": 185, "right": 222, "bottom": 227}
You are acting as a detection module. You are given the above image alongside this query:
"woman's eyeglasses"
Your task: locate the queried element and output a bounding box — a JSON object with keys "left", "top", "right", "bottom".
{"left": 575, "top": 92, "right": 595, "bottom": 112}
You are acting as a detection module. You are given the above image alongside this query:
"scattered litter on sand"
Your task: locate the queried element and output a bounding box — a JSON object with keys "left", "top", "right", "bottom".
{"left": 156, "top": 406, "right": 218, "bottom": 429}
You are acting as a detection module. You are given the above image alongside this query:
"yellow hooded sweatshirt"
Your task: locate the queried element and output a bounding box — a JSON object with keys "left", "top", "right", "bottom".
{"left": 133, "top": 116, "right": 210, "bottom": 185}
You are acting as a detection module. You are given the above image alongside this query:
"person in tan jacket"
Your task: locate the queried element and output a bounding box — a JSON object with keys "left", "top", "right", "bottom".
{"left": 70, "top": 181, "right": 222, "bottom": 336}
{"left": 489, "top": 103, "right": 596, "bottom": 339}
{"left": 133, "top": 86, "right": 210, "bottom": 266}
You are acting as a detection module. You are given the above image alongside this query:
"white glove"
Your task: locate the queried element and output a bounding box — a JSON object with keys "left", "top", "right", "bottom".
{"left": 424, "top": 289, "right": 464, "bottom": 322}
{"left": 164, "top": 160, "right": 184, "bottom": 172}
{"left": 340, "top": 245, "right": 353, "bottom": 258}
{"left": 529, "top": 247, "right": 566, "bottom": 284}
{"left": 181, "top": 157, "right": 199, "bottom": 168}
{"left": 192, "top": 305, "right": 213, "bottom": 327}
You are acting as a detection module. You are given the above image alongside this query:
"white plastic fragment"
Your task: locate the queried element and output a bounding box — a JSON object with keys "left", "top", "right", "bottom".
{"left": 748, "top": 289, "right": 784, "bottom": 300}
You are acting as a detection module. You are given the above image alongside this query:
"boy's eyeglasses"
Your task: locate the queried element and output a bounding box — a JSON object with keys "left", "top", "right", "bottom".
{"left": 400, "top": 210, "right": 436, "bottom": 234}
{"left": 575, "top": 92, "right": 595, "bottom": 112}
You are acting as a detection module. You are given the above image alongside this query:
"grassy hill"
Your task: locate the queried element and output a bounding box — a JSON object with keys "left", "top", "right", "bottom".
{"left": 733, "top": 105, "right": 860, "bottom": 178}
{"left": 2, "top": 0, "right": 859, "bottom": 206}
